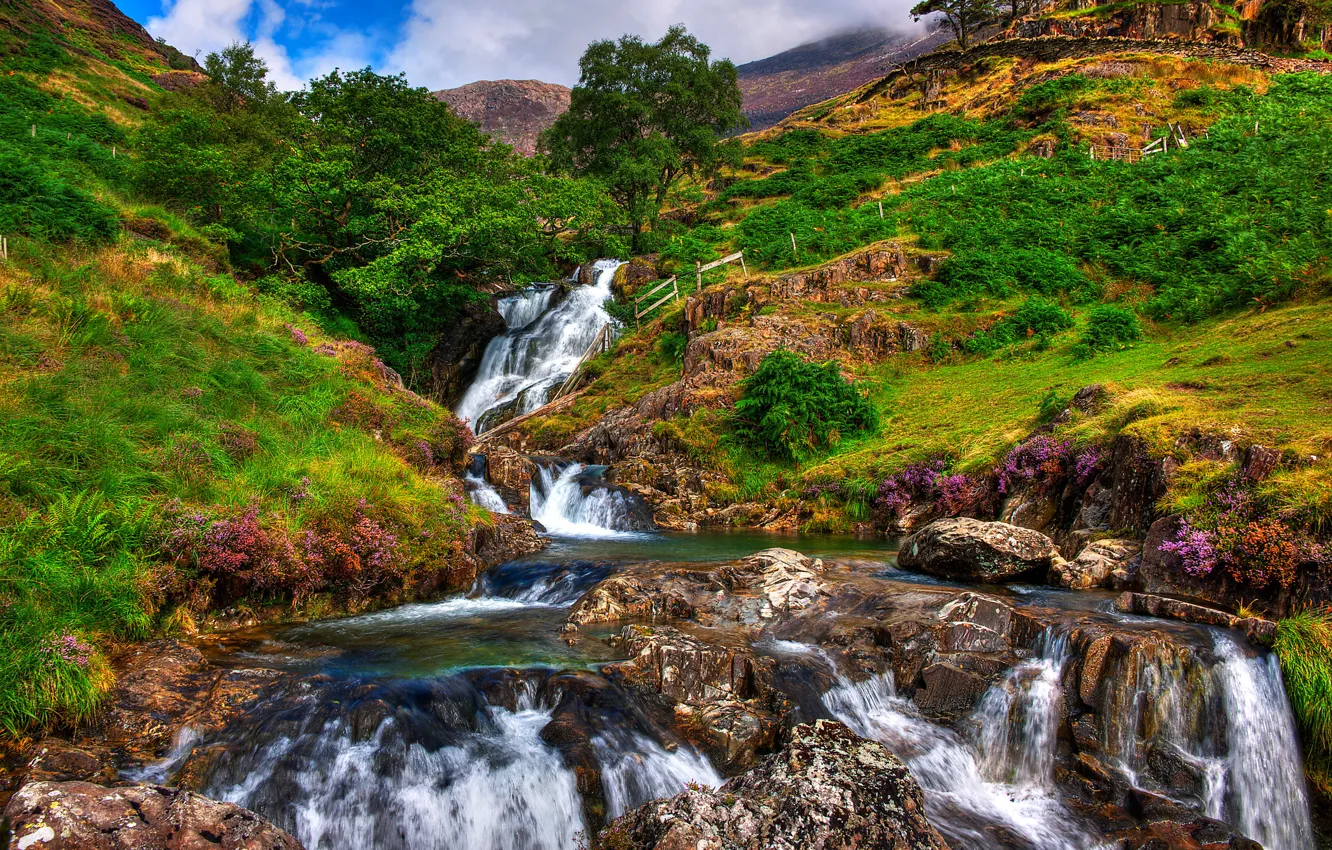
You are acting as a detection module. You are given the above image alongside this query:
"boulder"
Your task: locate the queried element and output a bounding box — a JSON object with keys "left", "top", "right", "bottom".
{"left": 5, "top": 781, "right": 302, "bottom": 850}
{"left": 470, "top": 513, "right": 545, "bottom": 568}
{"left": 426, "top": 301, "right": 507, "bottom": 406}
{"left": 1051, "top": 539, "right": 1141, "bottom": 590}
{"left": 899, "top": 519, "right": 1059, "bottom": 583}
{"left": 599, "top": 720, "right": 950, "bottom": 850}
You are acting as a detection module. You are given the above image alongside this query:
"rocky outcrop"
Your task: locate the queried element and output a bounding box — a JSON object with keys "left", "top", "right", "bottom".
{"left": 469, "top": 512, "right": 546, "bottom": 567}
{"left": 567, "top": 549, "right": 831, "bottom": 629}
{"left": 5, "top": 781, "right": 302, "bottom": 850}
{"left": 1113, "top": 592, "right": 1277, "bottom": 644}
{"left": 1051, "top": 538, "right": 1141, "bottom": 589}
{"left": 426, "top": 301, "right": 507, "bottom": 407}
{"left": 601, "top": 720, "right": 950, "bottom": 850}
{"left": 899, "top": 518, "right": 1059, "bottom": 582}
{"left": 433, "top": 80, "right": 571, "bottom": 156}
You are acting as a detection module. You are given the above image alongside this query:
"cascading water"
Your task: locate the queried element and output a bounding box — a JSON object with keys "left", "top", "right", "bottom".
{"left": 530, "top": 462, "right": 651, "bottom": 537}
{"left": 1209, "top": 634, "right": 1314, "bottom": 850}
{"left": 593, "top": 730, "right": 723, "bottom": 819}
{"left": 974, "top": 630, "right": 1070, "bottom": 788}
{"left": 464, "top": 471, "right": 509, "bottom": 514}
{"left": 205, "top": 681, "right": 586, "bottom": 850}
{"left": 1094, "top": 631, "right": 1314, "bottom": 850}
{"left": 824, "top": 666, "right": 1105, "bottom": 850}
{"left": 457, "top": 260, "right": 623, "bottom": 434}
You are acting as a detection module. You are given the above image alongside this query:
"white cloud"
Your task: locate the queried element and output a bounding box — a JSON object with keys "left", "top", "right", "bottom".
{"left": 386, "top": 0, "right": 924, "bottom": 90}
{"left": 147, "top": 0, "right": 372, "bottom": 91}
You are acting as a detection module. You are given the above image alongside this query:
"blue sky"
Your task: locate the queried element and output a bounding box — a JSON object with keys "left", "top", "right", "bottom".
{"left": 117, "top": 0, "right": 922, "bottom": 92}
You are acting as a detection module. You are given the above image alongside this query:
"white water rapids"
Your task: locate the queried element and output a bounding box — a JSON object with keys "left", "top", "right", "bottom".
{"left": 456, "top": 260, "right": 622, "bottom": 434}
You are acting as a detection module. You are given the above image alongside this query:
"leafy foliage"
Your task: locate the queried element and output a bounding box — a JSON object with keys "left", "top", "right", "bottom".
{"left": 733, "top": 351, "right": 878, "bottom": 461}
{"left": 1275, "top": 609, "right": 1332, "bottom": 787}
{"left": 1079, "top": 305, "right": 1142, "bottom": 354}
{"left": 542, "top": 25, "right": 746, "bottom": 250}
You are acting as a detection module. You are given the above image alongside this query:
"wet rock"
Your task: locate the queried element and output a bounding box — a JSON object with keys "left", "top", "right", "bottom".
{"left": 470, "top": 513, "right": 545, "bottom": 568}
{"left": 22, "top": 740, "right": 115, "bottom": 785}
{"left": 912, "top": 662, "right": 991, "bottom": 716}
{"left": 675, "top": 700, "right": 779, "bottom": 773}
{"left": 5, "top": 781, "right": 302, "bottom": 850}
{"left": 899, "top": 519, "right": 1058, "bottom": 583}
{"left": 1051, "top": 539, "right": 1141, "bottom": 590}
{"left": 471, "top": 446, "right": 533, "bottom": 511}
{"left": 600, "top": 720, "right": 950, "bottom": 850}
{"left": 611, "top": 625, "right": 773, "bottom": 705}
{"left": 566, "top": 576, "right": 697, "bottom": 627}
{"left": 1113, "top": 592, "right": 1277, "bottom": 645}
{"left": 426, "top": 301, "right": 507, "bottom": 406}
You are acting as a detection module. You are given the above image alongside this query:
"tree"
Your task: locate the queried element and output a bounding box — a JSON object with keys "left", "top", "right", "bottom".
{"left": 202, "top": 42, "right": 280, "bottom": 113}
{"left": 541, "top": 26, "right": 746, "bottom": 252}
{"left": 911, "top": 0, "right": 998, "bottom": 49}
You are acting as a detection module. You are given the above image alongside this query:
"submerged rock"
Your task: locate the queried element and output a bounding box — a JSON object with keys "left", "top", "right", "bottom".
{"left": 899, "top": 518, "right": 1058, "bottom": 583}
{"left": 5, "top": 780, "right": 302, "bottom": 850}
{"left": 600, "top": 719, "right": 950, "bottom": 850}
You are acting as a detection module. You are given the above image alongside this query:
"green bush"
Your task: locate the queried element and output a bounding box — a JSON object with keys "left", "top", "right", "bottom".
{"left": 1080, "top": 304, "right": 1141, "bottom": 352}
{"left": 963, "top": 298, "right": 1074, "bottom": 355}
{"left": 0, "top": 151, "right": 118, "bottom": 242}
{"left": 733, "top": 350, "right": 878, "bottom": 461}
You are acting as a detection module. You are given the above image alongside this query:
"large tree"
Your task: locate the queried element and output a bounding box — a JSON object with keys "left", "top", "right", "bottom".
{"left": 541, "top": 25, "right": 746, "bottom": 251}
{"left": 911, "top": 0, "right": 998, "bottom": 49}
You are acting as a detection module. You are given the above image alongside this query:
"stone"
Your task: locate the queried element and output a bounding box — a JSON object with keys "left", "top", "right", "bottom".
{"left": 600, "top": 720, "right": 950, "bottom": 850}
{"left": 23, "top": 739, "right": 116, "bottom": 785}
{"left": 1051, "top": 539, "right": 1141, "bottom": 590}
{"left": 470, "top": 513, "right": 545, "bottom": 568}
{"left": 913, "top": 662, "right": 991, "bottom": 716}
{"left": 5, "top": 780, "right": 302, "bottom": 850}
{"left": 899, "top": 518, "right": 1059, "bottom": 583}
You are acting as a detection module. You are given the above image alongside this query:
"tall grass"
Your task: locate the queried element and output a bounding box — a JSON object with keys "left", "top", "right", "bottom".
{"left": 1275, "top": 609, "right": 1332, "bottom": 790}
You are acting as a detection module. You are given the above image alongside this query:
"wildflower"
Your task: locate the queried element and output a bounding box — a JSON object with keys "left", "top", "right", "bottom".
{"left": 286, "top": 323, "right": 310, "bottom": 346}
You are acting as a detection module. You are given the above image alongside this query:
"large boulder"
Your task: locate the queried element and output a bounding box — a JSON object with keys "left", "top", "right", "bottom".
{"left": 599, "top": 720, "right": 950, "bottom": 850}
{"left": 899, "top": 519, "right": 1058, "bottom": 583}
{"left": 1050, "top": 538, "right": 1141, "bottom": 590}
{"left": 5, "top": 781, "right": 302, "bottom": 850}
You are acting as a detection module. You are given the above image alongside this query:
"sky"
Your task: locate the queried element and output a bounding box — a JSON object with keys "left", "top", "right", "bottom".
{"left": 116, "top": 0, "right": 923, "bottom": 92}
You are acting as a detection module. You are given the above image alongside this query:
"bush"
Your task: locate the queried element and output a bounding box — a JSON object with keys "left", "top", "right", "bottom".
{"left": 963, "top": 298, "right": 1074, "bottom": 355}
{"left": 1080, "top": 305, "right": 1141, "bottom": 352}
{"left": 733, "top": 350, "right": 878, "bottom": 461}
{"left": 0, "top": 151, "right": 118, "bottom": 242}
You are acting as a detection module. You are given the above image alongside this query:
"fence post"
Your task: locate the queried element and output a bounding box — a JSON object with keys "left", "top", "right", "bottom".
{"left": 112, "top": 146, "right": 116, "bottom": 158}
{"left": 696, "top": 261, "right": 702, "bottom": 291}
{"left": 2, "top": 237, "right": 7, "bottom": 261}
{"left": 31, "top": 125, "right": 36, "bottom": 138}
{"left": 740, "top": 253, "right": 748, "bottom": 279}
{"left": 878, "top": 201, "right": 884, "bottom": 219}
{"left": 790, "top": 232, "right": 798, "bottom": 259}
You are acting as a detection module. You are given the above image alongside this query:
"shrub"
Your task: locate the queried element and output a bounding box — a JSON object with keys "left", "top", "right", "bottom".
{"left": 732, "top": 351, "right": 878, "bottom": 461}
{"left": 1081, "top": 305, "right": 1141, "bottom": 352}
{"left": 0, "top": 151, "right": 118, "bottom": 242}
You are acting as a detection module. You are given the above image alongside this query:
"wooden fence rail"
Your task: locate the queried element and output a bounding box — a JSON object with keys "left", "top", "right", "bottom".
{"left": 551, "top": 322, "right": 613, "bottom": 401}
{"left": 696, "top": 251, "right": 747, "bottom": 289}
{"left": 634, "top": 276, "right": 678, "bottom": 326}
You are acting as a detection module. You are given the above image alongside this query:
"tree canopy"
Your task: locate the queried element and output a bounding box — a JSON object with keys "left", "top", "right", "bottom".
{"left": 541, "top": 25, "right": 746, "bottom": 251}
{"left": 911, "top": 0, "right": 997, "bottom": 49}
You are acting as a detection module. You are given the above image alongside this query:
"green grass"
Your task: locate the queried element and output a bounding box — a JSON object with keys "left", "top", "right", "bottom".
{"left": 1275, "top": 610, "right": 1332, "bottom": 792}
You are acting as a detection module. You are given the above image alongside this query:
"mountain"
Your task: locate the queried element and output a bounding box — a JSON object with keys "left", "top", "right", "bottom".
{"left": 433, "top": 79, "right": 572, "bottom": 155}
{"left": 736, "top": 26, "right": 953, "bottom": 130}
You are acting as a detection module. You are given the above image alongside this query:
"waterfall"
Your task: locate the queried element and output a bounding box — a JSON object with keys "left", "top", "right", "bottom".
{"left": 464, "top": 471, "right": 509, "bottom": 514}
{"left": 205, "top": 684, "right": 586, "bottom": 850}
{"left": 593, "top": 730, "right": 723, "bottom": 819}
{"left": 457, "top": 260, "right": 622, "bottom": 434}
{"left": 824, "top": 671, "right": 1105, "bottom": 850}
{"left": 530, "top": 462, "right": 651, "bottom": 538}
{"left": 1210, "top": 634, "right": 1314, "bottom": 850}
{"left": 974, "top": 631, "right": 1070, "bottom": 788}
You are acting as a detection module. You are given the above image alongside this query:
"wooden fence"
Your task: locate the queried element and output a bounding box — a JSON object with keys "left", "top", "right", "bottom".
{"left": 634, "top": 276, "right": 679, "bottom": 326}
{"left": 696, "top": 251, "right": 747, "bottom": 288}
{"left": 551, "top": 321, "right": 613, "bottom": 401}
{"left": 1089, "top": 121, "right": 1191, "bottom": 164}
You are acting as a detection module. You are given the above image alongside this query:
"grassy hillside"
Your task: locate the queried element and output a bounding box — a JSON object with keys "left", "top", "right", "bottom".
{"left": 0, "top": 4, "right": 484, "bottom": 734}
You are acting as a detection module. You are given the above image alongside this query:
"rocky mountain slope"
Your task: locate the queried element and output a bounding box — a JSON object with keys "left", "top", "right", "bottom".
{"left": 433, "top": 79, "right": 572, "bottom": 155}
{"left": 737, "top": 25, "right": 954, "bottom": 129}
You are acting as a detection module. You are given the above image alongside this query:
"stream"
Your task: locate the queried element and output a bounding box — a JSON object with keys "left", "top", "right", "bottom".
{"left": 132, "top": 264, "right": 1317, "bottom": 850}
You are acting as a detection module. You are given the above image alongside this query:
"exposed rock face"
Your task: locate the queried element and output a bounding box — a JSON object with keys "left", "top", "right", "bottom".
{"left": 600, "top": 720, "right": 951, "bottom": 850}
{"left": 1051, "top": 538, "right": 1141, "bottom": 590}
{"left": 469, "top": 513, "right": 546, "bottom": 567}
{"left": 426, "top": 301, "right": 506, "bottom": 406}
{"left": 5, "top": 781, "right": 302, "bottom": 850}
{"left": 899, "top": 519, "right": 1059, "bottom": 582}
{"left": 433, "top": 80, "right": 571, "bottom": 156}
{"left": 568, "top": 549, "right": 830, "bottom": 629}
